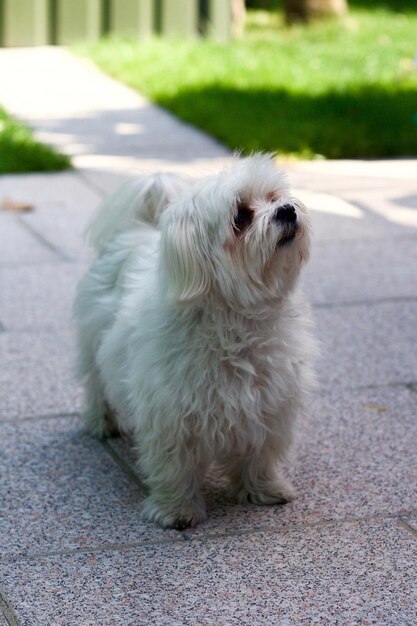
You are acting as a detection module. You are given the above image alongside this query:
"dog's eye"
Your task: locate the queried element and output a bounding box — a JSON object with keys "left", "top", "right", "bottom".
{"left": 233, "top": 203, "right": 253, "bottom": 232}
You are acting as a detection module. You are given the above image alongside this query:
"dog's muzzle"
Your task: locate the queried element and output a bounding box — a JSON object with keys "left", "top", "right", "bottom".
{"left": 274, "top": 204, "right": 298, "bottom": 246}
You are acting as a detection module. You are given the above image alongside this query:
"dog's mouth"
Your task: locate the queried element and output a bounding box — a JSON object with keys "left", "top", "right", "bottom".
{"left": 273, "top": 203, "right": 300, "bottom": 249}
{"left": 276, "top": 223, "right": 298, "bottom": 248}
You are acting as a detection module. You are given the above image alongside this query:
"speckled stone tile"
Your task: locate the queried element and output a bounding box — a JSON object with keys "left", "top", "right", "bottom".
{"left": 402, "top": 517, "right": 417, "bottom": 534}
{"left": 0, "top": 171, "right": 99, "bottom": 261}
{"left": 298, "top": 191, "right": 417, "bottom": 245}
{"left": 343, "top": 184, "right": 417, "bottom": 234}
{"left": 303, "top": 236, "right": 417, "bottom": 306}
{"left": 287, "top": 385, "right": 417, "bottom": 523}
{"left": 0, "top": 171, "right": 100, "bottom": 218}
{"left": 0, "top": 417, "right": 178, "bottom": 558}
{"left": 287, "top": 159, "right": 417, "bottom": 188}
{"left": 306, "top": 195, "right": 399, "bottom": 243}
{"left": 1, "top": 520, "right": 416, "bottom": 625}
{"left": 18, "top": 206, "right": 94, "bottom": 261}
{"left": 0, "top": 329, "right": 82, "bottom": 419}
{"left": 0, "top": 262, "right": 88, "bottom": 331}
{"left": 105, "top": 386, "right": 417, "bottom": 537}
{"left": 315, "top": 300, "right": 417, "bottom": 391}
{"left": 0, "top": 591, "right": 19, "bottom": 626}
{"left": 0, "top": 612, "right": 9, "bottom": 626}
{"left": 0, "top": 213, "right": 57, "bottom": 266}
{"left": 286, "top": 166, "right": 417, "bottom": 251}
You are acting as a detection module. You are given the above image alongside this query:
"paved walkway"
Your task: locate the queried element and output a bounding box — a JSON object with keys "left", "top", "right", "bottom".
{"left": 0, "top": 47, "right": 416, "bottom": 625}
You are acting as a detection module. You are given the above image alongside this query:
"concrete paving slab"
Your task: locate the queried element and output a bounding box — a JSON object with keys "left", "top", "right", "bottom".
{"left": 310, "top": 202, "right": 415, "bottom": 244}
{"left": 299, "top": 189, "right": 417, "bottom": 245}
{"left": 1, "top": 44, "right": 416, "bottom": 626}
{"left": 0, "top": 262, "right": 87, "bottom": 331}
{"left": 33, "top": 106, "right": 231, "bottom": 161}
{"left": 0, "top": 607, "right": 14, "bottom": 626}
{"left": 1, "top": 520, "right": 415, "bottom": 626}
{"left": 0, "top": 171, "right": 101, "bottom": 261}
{"left": 345, "top": 185, "right": 417, "bottom": 232}
{"left": 303, "top": 237, "right": 417, "bottom": 306}
{"left": 0, "top": 417, "right": 179, "bottom": 558}
{"left": 292, "top": 386, "right": 417, "bottom": 522}
{"left": 403, "top": 517, "right": 417, "bottom": 534}
{"left": 0, "top": 47, "right": 141, "bottom": 118}
{"left": 72, "top": 167, "right": 128, "bottom": 196}
{"left": 316, "top": 300, "right": 417, "bottom": 391}
{"left": 107, "top": 385, "right": 417, "bottom": 535}
{"left": 18, "top": 207, "right": 93, "bottom": 261}
{"left": 0, "top": 329, "right": 82, "bottom": 420}
{"left": 0, "top": 47, "right": 230, "bottom": 183}
{"left": 0, "top": 171, "right": 101, "bottom": 213}
{"left": 287, "top": 165, "right": 417, "bottom": 251}
{"left": 78, "top": 155, "right": 234, "bottom": 195}
{"left": 0, "top": 213, "right": 58, "bottom": 266}
{"left": 287, "top": 158, "right": 417, "bottom": 184}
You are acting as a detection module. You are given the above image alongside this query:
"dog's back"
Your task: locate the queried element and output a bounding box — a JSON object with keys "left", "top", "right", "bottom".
{"left": 74, "top": 172, "right": 190, "bottom": 437}
{"left": 86, "top": 172, "right": 190, "bottom": 255}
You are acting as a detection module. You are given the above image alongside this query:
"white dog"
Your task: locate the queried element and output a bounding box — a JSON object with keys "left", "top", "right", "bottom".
{"left": 74, "top": 154, "right": 316, "bottom": 529}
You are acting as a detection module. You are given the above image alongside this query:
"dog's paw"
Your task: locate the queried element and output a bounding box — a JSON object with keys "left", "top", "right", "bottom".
{"left": 247, "top": 488, "right": 294, "bottom": 506}
{"left": 141, "top": 496, "right": 206, "bottom": 530}
{"left": 236, "top": 479, "right": 295, "bottom": 506}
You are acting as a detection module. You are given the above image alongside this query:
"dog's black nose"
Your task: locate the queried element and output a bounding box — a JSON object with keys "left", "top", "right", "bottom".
{"left": 274, "top": 204, "right": 297, "bottom": 223}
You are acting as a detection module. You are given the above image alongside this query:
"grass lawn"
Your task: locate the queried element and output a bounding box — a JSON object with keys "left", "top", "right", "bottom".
{"left": 0, "top": 107, "right": 71, "bottom": 175}
{"left": 78, "top": 4, "right": 417, "bottom": 159}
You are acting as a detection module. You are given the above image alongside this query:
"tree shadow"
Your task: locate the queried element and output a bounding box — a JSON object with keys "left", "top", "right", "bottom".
{"left": 248, "top": 1, "right": 417, "bottom": 13}
{"left": 246, "top": 0, "right": 417, "bottom": 13}
{"left": 155, "top": 85, "right": 417, "bottom": 159}
{"left": 349, "top": 0, "right": 417, "bottom": 13}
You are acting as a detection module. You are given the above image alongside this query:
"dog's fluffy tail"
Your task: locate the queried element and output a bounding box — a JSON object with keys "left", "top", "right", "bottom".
{"left": 87, "top": 172, "right": 190, "bottom": 254}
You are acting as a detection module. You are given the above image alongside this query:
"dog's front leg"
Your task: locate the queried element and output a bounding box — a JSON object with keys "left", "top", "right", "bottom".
{"left": 138, "top": 439, "right": 207, "bottom": 530}
{"left": 225, "top": 426, "right": 296, "bottom": 506}
{"left": 229, "top": 456, "right": 295, "bottom": 506}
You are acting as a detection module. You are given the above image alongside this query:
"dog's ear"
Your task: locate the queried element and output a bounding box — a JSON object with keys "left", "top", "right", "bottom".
{"left": 160, "top": 202, "right": 213, "bottom": 304}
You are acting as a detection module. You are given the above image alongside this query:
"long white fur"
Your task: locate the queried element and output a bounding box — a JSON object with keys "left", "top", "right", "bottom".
{"left": 74, "top": 154, "right": 316, "bottom": 529}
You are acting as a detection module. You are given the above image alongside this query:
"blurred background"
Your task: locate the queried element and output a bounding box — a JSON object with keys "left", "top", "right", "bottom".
{"left": 1, "top": 0, "right": 416, "bottom": 174}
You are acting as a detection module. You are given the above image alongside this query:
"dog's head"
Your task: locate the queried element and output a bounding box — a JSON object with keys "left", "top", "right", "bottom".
{"left": 160, "top": 154, "right": 311, "bottom": 309}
